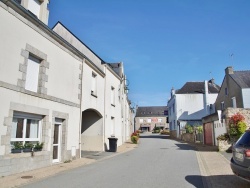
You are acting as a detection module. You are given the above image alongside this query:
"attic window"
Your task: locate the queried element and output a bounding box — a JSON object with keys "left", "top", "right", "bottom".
{"left": 225, "top": 88, "right": 228, "bottom": 96}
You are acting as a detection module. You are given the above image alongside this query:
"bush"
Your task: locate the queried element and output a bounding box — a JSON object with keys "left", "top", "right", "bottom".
{"left": 229, "top": 113, "right": 247, "bottom": 139}
{"left": 185, "top": 125, "right": 194, "bottom": 134}
{"left": 131, "top": 136, "right": 139, "bottom": 144}
{"left": 217, "top": 133, "right": 230, "bottom": 141}
{"left": 131, "top": 132, "right": 139, "bottom": 144}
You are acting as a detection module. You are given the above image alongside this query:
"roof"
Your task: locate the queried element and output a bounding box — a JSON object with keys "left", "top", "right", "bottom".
{"left": 176, "top": 81, "right": 220, "bottom": 94}
{"left": 230, "top": 70, "right": 250, "bottom": 88}
{"left": 135, "top": 106, "right": 168, "bottom": 117}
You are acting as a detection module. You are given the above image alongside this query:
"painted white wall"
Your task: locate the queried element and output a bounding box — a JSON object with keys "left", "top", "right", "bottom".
{"left": 242, "top": 88, "right": 250, "bottom": 108}
{"left": 0, "top": 6, "right": 81, "bottom": 156}
{"left": 214, "top": 121, "right": 227, "bottom": 146}
{"left": 0, "top": 87, "right": 80, "bottom": 155}
{"left": 0, "top": 7, "right": 81, "bottom": 104}
{"left": 53, "top": 23, "right": 103, "bottom": 71}
{"left": 103, "top": 65, "right": 123, "bottom": 148}
{"left": 168, "top": 88, "right": 218, "bottom": 138}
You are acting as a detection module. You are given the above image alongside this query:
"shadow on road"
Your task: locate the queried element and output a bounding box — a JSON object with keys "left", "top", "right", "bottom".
{"left": 139, "top": 134, "right": 169, "bottom": 139}
{"left": 185, "top": 175, "right": 250, "bottom": 188}
{"left": 175, "top": 143, "right": 195, "bottom": 150}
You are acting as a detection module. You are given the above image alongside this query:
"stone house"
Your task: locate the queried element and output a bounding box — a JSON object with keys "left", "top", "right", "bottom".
{"left": 135, "top": 106, "right": 168, "bottom": 132}
{"left": 202, "top": 66, "right": 250, "bottom": 146}
{"left": 0, "top": 0, "right": 133, "bottom": 176}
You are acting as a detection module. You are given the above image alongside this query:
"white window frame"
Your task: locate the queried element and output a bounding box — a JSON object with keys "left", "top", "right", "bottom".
{"left": 232, "top": 97, "right": 237, "bottom": 108}
{"left": 27, "top": 0, "right": 41, "bottom": 18}
{"left": 11, "top": 113, "right": 42, "bottom": 145}
{"left": 221, "top": 102, "right": 225, "bottom": 110}
{"left": 139, "top": 119, "right": 143, "bottom": 123}
{"left": 111, "top": 86, "right": 115, "bottom": 106}
{"left": 111, "top": 117, "right": 115, "bottom": 135}
{"left": 91, "top": 72, "right": 97, "bottom": 96}
{"left": 25, "top": 55, "right": 41, "bottom": 92}
{"left": 158, "top": 118, "right": 162, "bottom": 123}
{"left": 147, "top": 119, "right": 152, "bottom": 123}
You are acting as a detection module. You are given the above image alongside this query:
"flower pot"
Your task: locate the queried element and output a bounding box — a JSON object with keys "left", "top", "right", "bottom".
{"left": 23, "top": 148, "right": 32, "bottom": 152}
{"left": 11, "top": 149, "right": 22, "bottom": 153}
{"left": 34, "top": 148, "right": 42, "bottom": 152}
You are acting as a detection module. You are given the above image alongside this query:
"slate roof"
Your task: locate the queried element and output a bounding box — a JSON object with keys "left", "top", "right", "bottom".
{"left": 230, "top": 70, "right": 250, "bottom": 88}
{"left": 176, "top": 80, "right": 220, "bottom": 94}
{"left": 135, "top": 106, "right": 168, "bottom": 117}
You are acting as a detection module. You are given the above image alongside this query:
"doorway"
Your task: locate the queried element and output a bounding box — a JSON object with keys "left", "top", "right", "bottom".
{"left": 53, "top": 118, "right": 62, "bottom": 163}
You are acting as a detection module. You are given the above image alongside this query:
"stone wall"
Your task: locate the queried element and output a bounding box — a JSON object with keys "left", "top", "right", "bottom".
{"left": 170, "top": 130, "right": 177, "bottom": 138}
{"left": 181, "top": 133, "right": 195, "bottom": 143}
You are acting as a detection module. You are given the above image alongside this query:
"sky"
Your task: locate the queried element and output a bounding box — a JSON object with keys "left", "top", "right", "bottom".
{"left": 48, "top": 0, "right": 250, "bottom": 107}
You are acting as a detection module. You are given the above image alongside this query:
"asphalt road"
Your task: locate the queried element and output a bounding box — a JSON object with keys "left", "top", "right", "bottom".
{"left": 22, "top": 134, "right": 203, "bottom": 188}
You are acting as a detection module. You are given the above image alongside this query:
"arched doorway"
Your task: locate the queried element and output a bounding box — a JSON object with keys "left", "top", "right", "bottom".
{"left": 81, "top": 109, "right": 103, "bottom": 152}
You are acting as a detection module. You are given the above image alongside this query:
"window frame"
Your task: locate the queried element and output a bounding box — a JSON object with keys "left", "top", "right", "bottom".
{"left": 11, "top": 113, "right": 42, "bottom": 145}
{"left": 111, "top": 86, "right": 115, "bottom": 106}
{"left": 91, "top": 72, "right": 97, "bottom": 97}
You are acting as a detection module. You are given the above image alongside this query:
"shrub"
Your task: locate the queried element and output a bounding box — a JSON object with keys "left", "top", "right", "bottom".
{"left": 229, "top": 113, "right": 247, "bottom": 139}
{"left": 131, "top": 136, "right": 139, "bottom": 144}
{"left": 185, "top": 125, "right": 194, "bottom": 134}
{"left": 217, "top": 133, "right": 230, "bottom": 141}
{"left": 131, "top": 132, "right": 139, "bottom": 144}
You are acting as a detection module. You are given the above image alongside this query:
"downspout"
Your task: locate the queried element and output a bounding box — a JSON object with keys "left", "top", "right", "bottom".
{"left": 103, "top": 65, "right": 107, "bottom": 151}
{"left": 78, "top": 58, "right": 84, "bottom": 158}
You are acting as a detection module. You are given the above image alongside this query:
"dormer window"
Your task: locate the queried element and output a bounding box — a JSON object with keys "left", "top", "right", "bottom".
{"left": 27, "top": 0, "right": 41, "bottom": 19}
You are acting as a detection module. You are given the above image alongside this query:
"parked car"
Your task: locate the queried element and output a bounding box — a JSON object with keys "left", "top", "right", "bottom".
{"left": 230, "top": 130, "right": 250, "bottom": 182}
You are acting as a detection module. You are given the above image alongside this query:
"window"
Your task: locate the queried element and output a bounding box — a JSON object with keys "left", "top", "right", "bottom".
{"left": 111, "top": 86, "right": 115, "bottom": 106}
{"left": 27, "top": 0, "right": 41, "bottom": 18}
{"left": 225, "top": 88, "right": 228, "bottom": 96}
{"left": 232, "top": 97, "right": 237, "bottom": 108}
{"left": 11, "top": 113, "right": 42, "bottom": 149}
{"left": 91, "top": 72, "right": 97, "bottom": 96}
{"left": 111, "top": 117, "right": 115, "bottom": 135}
{"left": 147, "top": 119, "right": 151, "bottom": 123}
{"left": 172, "top": 103, "right": 175, "bottom": 114}
{"left": 158, "top": 119, "right": 162, "bottom": 123}
{"left": 25, "top": 55, "right": 40, "bottom": 92}
{"left": 221, "top": 102, "right": 225, "bottom": 110}
{"left": 139, "top": 119, "right": 143, "bottom": 123}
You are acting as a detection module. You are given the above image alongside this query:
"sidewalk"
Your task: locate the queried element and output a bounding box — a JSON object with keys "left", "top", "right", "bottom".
{"left": 189, "top": 142, "right": 250, "bottom": 187}
{"left": 0, "top": 141, "right": 137, "bottom": 188}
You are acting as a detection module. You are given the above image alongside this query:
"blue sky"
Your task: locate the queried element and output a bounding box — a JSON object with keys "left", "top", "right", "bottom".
{"left": 48, "top": 0, "right": 250, "bottom": 107}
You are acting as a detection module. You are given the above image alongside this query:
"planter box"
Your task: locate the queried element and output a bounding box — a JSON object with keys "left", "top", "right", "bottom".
{"left": 11, "top": 149, "right": 22, "bottom": 153}
{"left": 23, "top": 148, "right": 32, "bottom": 152}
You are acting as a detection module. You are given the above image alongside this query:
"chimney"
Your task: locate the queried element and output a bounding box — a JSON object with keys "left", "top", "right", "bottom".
{"left": 225, "top": 66, "right": 234, "bottom": 75}
{"left": 204, "top": 80, "right": 209, "bottom": 115}
{"left": 171, "top": 87, "right": 175, "bottom": 97}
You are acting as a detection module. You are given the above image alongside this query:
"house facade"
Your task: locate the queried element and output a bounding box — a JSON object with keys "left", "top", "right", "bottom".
{"left": 215, "top": 66, "right": 250, "bottom": 110}
{"left": 135, "top": 106, "right": 168, "bottom": 132}
{"left": 203, "top": 66, "right": 250, "bottom": 146}
{"left": 0, "top": 0, "right": 133, "bottom": 176}
{"left": 168, "top": 80, "right": 220, "bottom": 138}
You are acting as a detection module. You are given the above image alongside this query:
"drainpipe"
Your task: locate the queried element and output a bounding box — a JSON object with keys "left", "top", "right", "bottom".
{"left": 103, "top": 65, "right": 107, "bottom": 151}
{"left": 78, "top": 58, "right": 84, "bottom": 158}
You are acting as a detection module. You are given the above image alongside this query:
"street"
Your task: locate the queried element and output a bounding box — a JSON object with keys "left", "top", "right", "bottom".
{"left": 22, "top": 134, "right": 203, "bottom": 188}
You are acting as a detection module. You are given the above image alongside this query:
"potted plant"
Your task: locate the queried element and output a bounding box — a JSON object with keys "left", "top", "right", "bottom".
{"left": 23, "top": 142, "right": 33, "bottom": 152}
{"left": 11, "top": 142, "right": 23, "bottom": 153}
{"left": 34, "top": 142, "right": 44, "bottom": 151}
